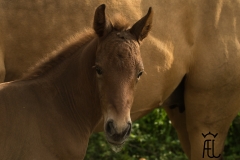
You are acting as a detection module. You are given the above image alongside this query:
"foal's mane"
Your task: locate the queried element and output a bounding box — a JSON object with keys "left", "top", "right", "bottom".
{"left": 22, "top": 14, "right": 130, "bottom": 80}
{"left": 22, "top": 29, "right": 96, "bottom": 80}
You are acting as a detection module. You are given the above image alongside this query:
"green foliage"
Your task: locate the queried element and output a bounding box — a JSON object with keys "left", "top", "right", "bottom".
{"left": 85, "top": 109, "right": 240, "bottom": 160}
{"left": 224, "top": 113, "right": 240, "bottom": 160}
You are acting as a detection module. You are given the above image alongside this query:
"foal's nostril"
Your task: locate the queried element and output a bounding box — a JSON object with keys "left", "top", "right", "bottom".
{"left": 127, "top": 122, "right": 132, "bottom": 136}
{"left": 105, "top": 120, "right": 132, "bottom": 142}
{"left": 123, "top": 122, "right": 132, "bottom": 138}
{"left": 106, "top": 120, "right": 116, "bottom": 136}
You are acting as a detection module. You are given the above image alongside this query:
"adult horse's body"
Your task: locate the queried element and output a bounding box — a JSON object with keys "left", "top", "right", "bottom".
{"left": 0, "top": 4, "right": 153, "bottom": 159}
{"left": 1, "top": 1, "right": 240, "bottom": 159}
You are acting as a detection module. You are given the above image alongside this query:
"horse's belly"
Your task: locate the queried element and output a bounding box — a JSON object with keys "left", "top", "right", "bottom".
{"left": 187, "top": 59, "right": 240, "bottom": 92}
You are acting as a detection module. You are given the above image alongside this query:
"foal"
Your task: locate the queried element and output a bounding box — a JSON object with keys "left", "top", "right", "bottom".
{"left": 0, "top": 4, "right": 153, "bottom": 159}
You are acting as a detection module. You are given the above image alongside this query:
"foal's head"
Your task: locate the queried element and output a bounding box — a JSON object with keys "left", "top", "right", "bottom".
{"left": 93, "top": 4, "right": 153, "bottom": 151}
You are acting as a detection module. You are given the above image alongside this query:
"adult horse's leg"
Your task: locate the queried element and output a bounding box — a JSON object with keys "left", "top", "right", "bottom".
{"left": 185, "top": 87, "right": 239, "bottom": 160}
{"left": 163, "top": 106, "right": 191, "bottom": 158}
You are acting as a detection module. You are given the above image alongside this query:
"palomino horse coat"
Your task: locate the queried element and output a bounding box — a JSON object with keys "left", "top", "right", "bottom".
{"left": 0, "top": 4, "right": 152, "bottom": 159}
{"left": 1, "top": 1, "right": 240, "bottom": 159}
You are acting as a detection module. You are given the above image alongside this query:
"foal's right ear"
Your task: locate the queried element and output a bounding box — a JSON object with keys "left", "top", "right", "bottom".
{"left": 93, "top": 4, "right": 113, "bottom": 37}
{"left": 130, "top": 7, "right": 153, "bottom": 42}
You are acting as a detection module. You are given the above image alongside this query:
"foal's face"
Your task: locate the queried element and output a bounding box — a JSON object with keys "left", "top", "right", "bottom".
{"left": 95, "top": 31, "right": 144, "bottom": 149}
{"left": 93, "top": 4, "right": 152, "bottom": 151}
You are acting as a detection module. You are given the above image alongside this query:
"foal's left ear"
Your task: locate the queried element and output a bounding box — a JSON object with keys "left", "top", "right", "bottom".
{"left": 93, "top": 4, "right": 113, "bottom": 37}
{"left": 130, "top": 7, "right": 153, "bottom": 42}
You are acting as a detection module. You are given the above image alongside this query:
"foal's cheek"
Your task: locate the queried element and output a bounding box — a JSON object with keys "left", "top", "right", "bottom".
{"left": 96, "top": 78, "right": 103, "bottom": 93}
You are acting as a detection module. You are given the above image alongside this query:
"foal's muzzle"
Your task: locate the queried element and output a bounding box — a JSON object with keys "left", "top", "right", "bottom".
{"left": 105, "top": 119, "right": 132, "bottom": 146}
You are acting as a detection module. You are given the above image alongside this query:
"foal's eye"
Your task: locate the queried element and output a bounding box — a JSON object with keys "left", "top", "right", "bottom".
{"left": 137, "top": 71, "right": 143, "bottom": 79}
{"left": 95, "top": 66, "right": 103, "bottom": 75}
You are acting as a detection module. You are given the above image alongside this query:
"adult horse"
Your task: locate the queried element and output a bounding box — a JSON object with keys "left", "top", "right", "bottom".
{"left": 1, "top": 1, "right": 240, "bottom": 159}
{"left": 0, "top": 4, "right": 153, "bottom": 159}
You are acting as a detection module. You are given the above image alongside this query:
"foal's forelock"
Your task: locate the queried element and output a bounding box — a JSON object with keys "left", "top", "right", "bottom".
{"left": 97, "top": 33, "right": 142, "bottom": 69}
{"left": 112, "top": 42, "right": 140, "bottom": 70}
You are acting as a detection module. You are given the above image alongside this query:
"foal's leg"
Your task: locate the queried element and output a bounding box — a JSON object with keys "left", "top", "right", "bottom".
{"left": 185, "top": 89, "right": 239, "bottom": 160}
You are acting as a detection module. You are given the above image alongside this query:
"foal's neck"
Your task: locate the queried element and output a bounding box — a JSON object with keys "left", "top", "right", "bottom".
{"left": 37, "top": 37, "right": 101, "bottom": 133}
